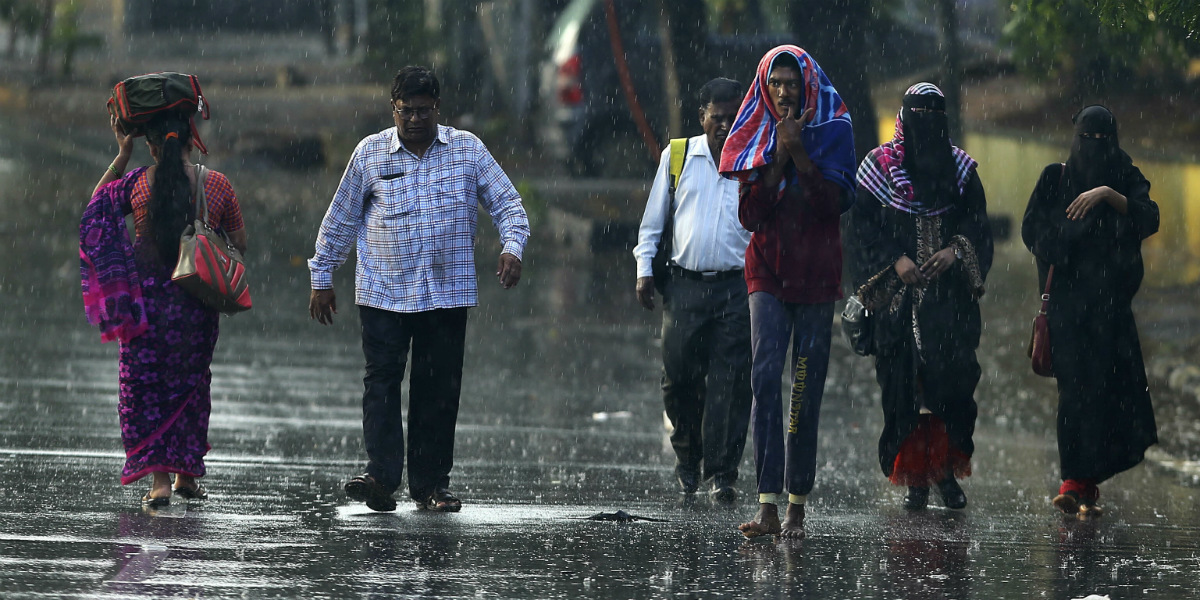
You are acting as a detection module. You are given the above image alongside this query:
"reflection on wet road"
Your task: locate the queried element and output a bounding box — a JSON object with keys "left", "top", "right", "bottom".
{"left": 1, "top": 137, "right": 1199, "bottom": 598}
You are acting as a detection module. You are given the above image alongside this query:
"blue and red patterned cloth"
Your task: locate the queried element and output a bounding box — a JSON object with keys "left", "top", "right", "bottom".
{"left": 718, "top": 45, "right": 857, "bottom": 194}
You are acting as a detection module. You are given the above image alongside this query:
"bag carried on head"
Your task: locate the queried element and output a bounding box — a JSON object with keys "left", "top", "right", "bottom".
{"left": 1026, "top": 265, "right": 1053, "bottom": 377}
{"left": 172, "top": 165, "right": 251, "bottom": 314}
{"left": 108, "top": 72, "right": 210, "bottom": 154}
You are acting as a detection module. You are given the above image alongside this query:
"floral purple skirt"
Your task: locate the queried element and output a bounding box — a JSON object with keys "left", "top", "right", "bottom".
{"left": 117, "top": 246, "right": 218, "bottom": 485}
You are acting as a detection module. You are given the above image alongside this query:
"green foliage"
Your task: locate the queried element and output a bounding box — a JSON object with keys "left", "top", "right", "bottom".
{"left": 362, "top": 0, "right": 430, "bottom": 75}
{"left": 1093, "top": 0, "right": 1200, "bottom": 33}
{"left": 0, "top": 0, "right": 46, "bottom": 35}
{"left": 1004, "top": 0, "right": 1198, "bottom": 98}
{"left": 50, "top": 0, "right": 102, "bottom": 77}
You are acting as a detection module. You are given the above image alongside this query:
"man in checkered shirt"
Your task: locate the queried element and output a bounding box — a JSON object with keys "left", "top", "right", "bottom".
{"left": 308, "top": 66, "right": 529, "bottom": 513}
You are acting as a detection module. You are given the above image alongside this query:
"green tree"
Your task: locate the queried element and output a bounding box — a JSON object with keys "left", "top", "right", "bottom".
{"left": 1094, "top": 0, "right": 1199, "bottom": 33}
{"left": 49, "top": 0, "right": 100, "bottom": 77}
{"left": 0, "top": 0, "right": 44, "bottom": 59}
{"left": 1005, "top": 0, "right": 1199, "bottom": 101}
{"left": 362, "top": 0, "right": 430, "bottom": 75}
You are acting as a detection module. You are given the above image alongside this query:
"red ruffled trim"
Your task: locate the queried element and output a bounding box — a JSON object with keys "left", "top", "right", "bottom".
{"left": 1059, "top": 479, "right": 1099, "bottom": 502}
{"left": 890, "top": 414, "right": 972, "bottom": 487}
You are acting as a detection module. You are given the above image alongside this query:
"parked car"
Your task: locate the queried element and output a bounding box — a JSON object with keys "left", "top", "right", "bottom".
{"left": 537, "top": 0, "right": 1007, "bottom": 178}
{"left": 537, "top": 0, "right": 790, "bottom": 178}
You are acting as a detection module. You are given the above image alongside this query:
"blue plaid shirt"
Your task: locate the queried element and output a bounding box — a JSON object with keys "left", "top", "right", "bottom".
{"left": 309, "top": 125, "right": 530, "bottom": 312}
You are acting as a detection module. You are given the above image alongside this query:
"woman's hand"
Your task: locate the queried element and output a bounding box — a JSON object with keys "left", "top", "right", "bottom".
{"left": 93, "top": 114, "right": 136, "bottom": 195}
{"left": 920, "top": 248, "right": 957, "bottom": 280}
{"left": 110, "top": 113, "right": 134, "bottom": 168}
{"left": 1067, "top": 186, "right": 1125, "bottom": 219}
{"left": 894, "top": 255, "right": 926, "bottom": 285}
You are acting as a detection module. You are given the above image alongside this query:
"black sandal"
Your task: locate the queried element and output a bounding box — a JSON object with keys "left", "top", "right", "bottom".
{"left": 174, "top": 484, "right": 208, "bottom": 500}
{"left": 345, "top": 474, "right": 397, "bottom": 512}
{"left": 141, "top": 493, "right": 170, "bottom": 508}
{"left": 417, "top": 487, "right": 462, "bottom": 512}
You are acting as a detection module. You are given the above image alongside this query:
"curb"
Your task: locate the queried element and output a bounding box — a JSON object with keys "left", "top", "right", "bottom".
{"left": 1147, "top": 356, "right": 1200, "bottom": 405}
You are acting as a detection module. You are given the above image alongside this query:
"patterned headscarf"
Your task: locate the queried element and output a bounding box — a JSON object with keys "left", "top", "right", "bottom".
{"left": 80, "top": 168, "right": 149, "bottom": 343}
{"left": 856, "top": 83, "right": 977, "bottom": 216}
{"left": 718, "top": 45, "right": 856, "bottom": 193}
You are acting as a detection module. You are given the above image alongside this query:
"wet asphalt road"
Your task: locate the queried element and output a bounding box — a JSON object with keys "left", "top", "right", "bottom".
{"left": 2, "top": 124, "right": 1200, "bottom": 599}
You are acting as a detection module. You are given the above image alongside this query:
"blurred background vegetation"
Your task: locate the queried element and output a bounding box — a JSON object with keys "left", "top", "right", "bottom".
{"left": 1, "top": 0, "right": 1198, "bottom": 161}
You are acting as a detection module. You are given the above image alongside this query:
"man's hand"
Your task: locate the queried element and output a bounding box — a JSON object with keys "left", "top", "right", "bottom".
{"left": 919, "top": 248, "right": 957, "bottom": 280}
{"left": 776, "top": 106, "right": 814, "bottom": 169}
{"left": 894, "top": 255, "right": 927, "bottom": 286}
{"left": 497, "top": 252, "right": 522, "bottom": 289}
{"left": 636, "top": 276, "right": 656, "bottom": 310}
{"left": 309, "top": 288, "right": 337, "bottom": 325}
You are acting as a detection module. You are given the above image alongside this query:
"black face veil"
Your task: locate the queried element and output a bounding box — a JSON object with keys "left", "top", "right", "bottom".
{"left": 1067, "top": 105, "right": 1122, "bottom": 193}
{"left": 901, "top": 91, "right": 957, "bottom": 209}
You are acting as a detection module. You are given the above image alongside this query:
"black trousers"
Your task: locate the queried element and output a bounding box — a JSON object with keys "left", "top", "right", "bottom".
{"left": 359, "top": 305, "right": 468, "bottom": 500}
{"left": 661, "top": 276, "right": 753, "bottom": 487}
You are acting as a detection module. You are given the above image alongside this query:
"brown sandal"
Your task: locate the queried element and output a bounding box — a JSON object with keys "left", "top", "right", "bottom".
{"left": 417, "top": 487, "right": 462, "bottom": 512}
{"left": 1052, "top": 491, "right": 1080, "bottom": 515}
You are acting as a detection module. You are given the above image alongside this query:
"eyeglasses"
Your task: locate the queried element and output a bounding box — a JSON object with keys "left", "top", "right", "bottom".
{"left": 393, "top": 105, "right": 436, "bottom": 120}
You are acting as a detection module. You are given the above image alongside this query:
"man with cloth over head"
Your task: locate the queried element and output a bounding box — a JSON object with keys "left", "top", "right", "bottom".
{"left": 634, "top": 78, "right": 753, "bottom": 502}
{"left": 308, "top": 66, "right": 530, "bottom": 513}
{"left": 719, "top": 45, "right": 856, "bottom": 538}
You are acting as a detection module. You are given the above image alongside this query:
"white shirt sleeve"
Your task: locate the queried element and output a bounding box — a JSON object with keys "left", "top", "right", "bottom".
{"left": 633, "top": 146, "right": 674, "bottom": 279}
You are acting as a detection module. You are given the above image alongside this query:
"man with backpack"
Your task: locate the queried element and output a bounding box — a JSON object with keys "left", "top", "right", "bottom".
{"left": 633, "top": 78, "right": 752, "bottom": 502}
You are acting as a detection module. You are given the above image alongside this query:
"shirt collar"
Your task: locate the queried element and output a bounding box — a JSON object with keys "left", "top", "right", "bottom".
{"left": 390, "top": 125, "right": 450, "bottom": 154}
{"left": 691, "top": 135, "right": 716, "bottom": 164}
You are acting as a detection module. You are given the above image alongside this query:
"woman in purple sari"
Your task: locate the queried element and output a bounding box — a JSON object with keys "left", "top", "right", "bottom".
{"left": 81, "top": 110, "right": 247, "bottom": 506}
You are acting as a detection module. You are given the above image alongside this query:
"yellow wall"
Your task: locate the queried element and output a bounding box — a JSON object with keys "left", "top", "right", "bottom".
{"left": 875, "top": 117, "right": 1200, "bottom": 287}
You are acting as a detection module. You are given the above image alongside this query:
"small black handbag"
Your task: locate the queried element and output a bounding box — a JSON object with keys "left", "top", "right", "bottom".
{"left": 841, "top": 295, "right": 873, "bottom": 356}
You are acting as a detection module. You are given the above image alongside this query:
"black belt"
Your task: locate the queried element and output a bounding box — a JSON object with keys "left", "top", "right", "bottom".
{"left": 669, "top": 265, "right": 743, "bottom": 283}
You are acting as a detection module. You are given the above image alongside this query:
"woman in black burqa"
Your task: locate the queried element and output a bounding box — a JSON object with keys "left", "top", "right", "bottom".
{"left": 1021, "top": 105, "right": 1159, "bottom": 517}
{"left": 851, "top": 83, "right": 993, "bottom": 510}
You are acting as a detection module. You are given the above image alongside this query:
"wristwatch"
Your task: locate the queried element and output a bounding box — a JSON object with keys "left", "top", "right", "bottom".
{"left": 953, "top": 246, "right": 964, "bottom": 260}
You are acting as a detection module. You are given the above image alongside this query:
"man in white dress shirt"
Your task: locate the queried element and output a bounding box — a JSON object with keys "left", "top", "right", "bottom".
{"left": 634, "top": 78, "right": 752, "bottom": 501}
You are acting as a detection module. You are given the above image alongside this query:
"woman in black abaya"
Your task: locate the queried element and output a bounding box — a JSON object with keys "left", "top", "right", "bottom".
{"left": 852, "top": 83, "right": 993, "bottom": 510}
{"left": 1021, "top": 105, "right": 1159, "bottom": 517}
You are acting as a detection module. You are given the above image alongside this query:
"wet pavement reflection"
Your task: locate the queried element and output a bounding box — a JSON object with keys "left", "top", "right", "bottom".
{"left": 2, "top": 119, "right": 1200, "bottom": 598}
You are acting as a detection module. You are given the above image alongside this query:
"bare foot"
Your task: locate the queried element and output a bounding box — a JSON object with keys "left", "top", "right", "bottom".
{"left": 738, "top": 503, "right": 781, "bottom": 538}
{"left": 779, "top": 502, "right": 805, "bottom": 539}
